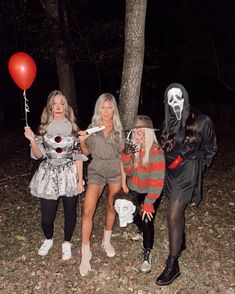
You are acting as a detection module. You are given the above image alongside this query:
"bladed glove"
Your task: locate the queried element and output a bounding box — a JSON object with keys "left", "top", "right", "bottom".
{"left": 122, "top": 139, "right": 139, "bottom": 155}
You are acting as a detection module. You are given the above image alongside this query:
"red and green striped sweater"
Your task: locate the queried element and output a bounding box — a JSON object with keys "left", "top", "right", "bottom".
{"left": 121, "top": 145, "right": 165, "bottom": 213}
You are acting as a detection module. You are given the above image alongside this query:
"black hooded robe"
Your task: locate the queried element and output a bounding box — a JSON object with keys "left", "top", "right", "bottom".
{"left": 163, "top": 83, "right": 217, "bottom": 205}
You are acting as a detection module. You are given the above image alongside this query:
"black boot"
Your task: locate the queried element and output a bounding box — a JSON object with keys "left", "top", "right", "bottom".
{"left": 179, "top": 232, "right": 186, "bottom": 257}
{"left": 155, "top": 256, "right": 180, "bottom": 286}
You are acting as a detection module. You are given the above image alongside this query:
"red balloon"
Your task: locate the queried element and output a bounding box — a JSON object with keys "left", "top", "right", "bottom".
{"left": 8, "top": 52, "right": 37, "bottom": 90}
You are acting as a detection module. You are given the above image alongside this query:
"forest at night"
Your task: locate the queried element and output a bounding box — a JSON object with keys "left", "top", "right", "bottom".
{"left": 0, "top": 1, "right": 234, "bottom": 293}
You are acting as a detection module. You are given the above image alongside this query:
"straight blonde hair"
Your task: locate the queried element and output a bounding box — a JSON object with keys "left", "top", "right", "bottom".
{"left": 90, "top": 93, "right": 124, "bottom": 144}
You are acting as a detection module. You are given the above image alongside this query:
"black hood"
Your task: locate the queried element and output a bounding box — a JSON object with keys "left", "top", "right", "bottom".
{"left": 163, "top": 83, "right": 191, "bottom": 135}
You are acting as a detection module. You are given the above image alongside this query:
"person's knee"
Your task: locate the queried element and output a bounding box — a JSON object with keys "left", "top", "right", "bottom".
{"left": 142, "top": 216, "right": 154, "bottom": 231}
{"left": 41, "top": 217, "right": 53, "bottom": 228}
{"left": 82, "top": 207, "right": 95, "bottom": 219}
{"left": 64, "top": 206, "right": 77, "bottom": 217}
{"left": 168, "top": 203, "right": 185, "bottom": 223}
{"left": 167, "top": 212, "right": 180, "bottom": 225}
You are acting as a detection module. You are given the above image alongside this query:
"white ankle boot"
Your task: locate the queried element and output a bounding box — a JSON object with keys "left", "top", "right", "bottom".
{"left": 101, "top": 230, "right": 116, "bottom": 257}
{"left": 79, "top": 243, "right": 92, "bottom": 277}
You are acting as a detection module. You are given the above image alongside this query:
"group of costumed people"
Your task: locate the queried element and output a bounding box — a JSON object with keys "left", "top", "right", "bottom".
{"left": 24, "top": 83, "right": 217, "bottom": 285}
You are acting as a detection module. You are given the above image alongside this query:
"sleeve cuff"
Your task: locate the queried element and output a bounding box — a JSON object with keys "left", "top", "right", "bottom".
{"left": 142, "top": 202, "right": 154, "bottom": 213}
{"left": 121, "top": 153, "right": 131, "bottom": 161}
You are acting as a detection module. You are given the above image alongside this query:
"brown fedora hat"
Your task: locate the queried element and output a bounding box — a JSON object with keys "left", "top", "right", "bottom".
{"left": 131, "top": 115, "right": 159, "bottom": 131}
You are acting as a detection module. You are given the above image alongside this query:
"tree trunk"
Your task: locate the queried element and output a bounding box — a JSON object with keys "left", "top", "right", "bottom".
{"left": 119, "top": 0, "right": 147, "bottom": 130}
{"left": 0, "top": 98, "right": 4, "bottom": 129}
{"left": 38, "top": 0, "right": 78, "bottom": 117}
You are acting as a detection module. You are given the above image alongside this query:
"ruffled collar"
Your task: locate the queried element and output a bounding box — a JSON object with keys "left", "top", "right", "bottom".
{"left": 46, "top": 118, "right": 72, "bottom": 136}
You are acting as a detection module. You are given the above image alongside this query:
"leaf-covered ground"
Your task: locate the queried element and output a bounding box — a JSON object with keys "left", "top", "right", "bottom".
{"left": 0, "top": 130, "right": 234, "bottom": 294}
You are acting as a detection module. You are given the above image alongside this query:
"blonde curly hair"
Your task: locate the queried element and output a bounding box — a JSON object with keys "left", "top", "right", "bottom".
{"left": 38, "top": 90, "right": 79, "bottom": 135}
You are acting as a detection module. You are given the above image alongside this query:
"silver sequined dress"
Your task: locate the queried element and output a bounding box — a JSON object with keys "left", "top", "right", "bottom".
{"left": 29, "top": 133, "right": 86, "bottom": 200}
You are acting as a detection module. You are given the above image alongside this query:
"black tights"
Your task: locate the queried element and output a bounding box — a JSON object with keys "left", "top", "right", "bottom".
{"left": 167, "top": 199, "right": 187, "bottom": 257}
{"left": 40, "top": 196, "right": 78, "bottom": 241}
{"left": 131, "top": 190, "right": 161, "bottom": 250}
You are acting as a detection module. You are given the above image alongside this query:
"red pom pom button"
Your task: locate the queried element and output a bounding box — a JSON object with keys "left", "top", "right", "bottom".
{"left": 55, "top": 147, "right": 63, "bottom": 153}
{"left": 54, "top": 136, "right": 62, "bottom": 143}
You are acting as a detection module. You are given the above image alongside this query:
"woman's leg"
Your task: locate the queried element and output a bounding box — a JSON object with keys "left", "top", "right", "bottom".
{"left": 105, "top": 182, "right": 122, "bottom": 230}
{"left": 40, "top": 198, "right": 59, "bottom": 239}
{"left": 167, "top": 199, "right": 187, "bottom": 257}
{"left": 82, "top": 184, "right": 105, "bottom": 244}
{"left": 156, "top": 199, "right": 187, "bottom": 285}
{"left": 139, "top": 195, "right": 160, "bottom": 273}
{"left": 79, "top": 184, "right": 104, "bottom": 276}
{"left": 62, "top": 195, "right": 78, "bottom": 242}
{"left": 131, "top": 191, "right": 160, "bottom": 248}
{"left": 101, "top": 182, "right": 121, "bottom": 257}
{"left": 60, "top": 195, "right": 78, "bottom": 261}
{"left": 38, "top": 198, "right": 59, "bottom": 256}
{"left": 131, "top": 190, "right": 145, "bottom": 232}
{"left": 142, "top": 198, "right": 160, "bottom": 250}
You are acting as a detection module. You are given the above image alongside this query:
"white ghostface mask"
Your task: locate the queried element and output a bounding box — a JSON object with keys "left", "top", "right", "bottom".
{"left": 167, "top": 88, "right": 184, "bottom": 120}
{"left": 114, "top": 199, "right": 136, "bottom": 227}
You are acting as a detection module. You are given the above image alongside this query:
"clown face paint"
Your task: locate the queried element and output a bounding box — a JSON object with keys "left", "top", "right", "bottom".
{"left": 114, "top": 199, "right": 136, "bottom": 227}
{"left": 167, "top": 88, "right": 184, "bottom": 120}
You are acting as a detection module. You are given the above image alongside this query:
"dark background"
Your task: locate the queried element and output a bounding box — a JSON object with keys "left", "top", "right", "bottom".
{"left": 0, "top": 0, "right": 234, "bottom": 131}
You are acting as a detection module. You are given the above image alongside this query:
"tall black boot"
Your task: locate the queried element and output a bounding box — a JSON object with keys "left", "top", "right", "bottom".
{"left": 155, "top": 255, "right": 180, "bottom": 286}
{"left": 179, "top": 232, "right": 186, "bottom": 257}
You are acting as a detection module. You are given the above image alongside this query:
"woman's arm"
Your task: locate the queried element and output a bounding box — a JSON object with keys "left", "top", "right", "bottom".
{"left": 120, "top": 162, "right": 129, "bottom": 193}
{"left": 78, "top": 131, "right": 91, "bottom": 156}
{"left": 75, "top": 160, "right": 84, "bottom": 193}
{"left": 121, "top": 152, "right": 135, "bottom": 176}
{"left": 142, "top": 148, "right": 165, "bottom": 215}
{"left": 24, "top": 126, "right": 44, "bottom": 159}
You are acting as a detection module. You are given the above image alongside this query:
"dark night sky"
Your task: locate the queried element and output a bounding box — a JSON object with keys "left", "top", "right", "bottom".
{"left": 0, "top": 0, "right": 234, "bottom": 130}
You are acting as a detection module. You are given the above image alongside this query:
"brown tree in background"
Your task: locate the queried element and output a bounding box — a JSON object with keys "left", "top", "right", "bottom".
{"left": 119, "top": 0, "right": 147, "bottom": 130}
{"left": 38, "top": 0, "right": 78, "bottom": 116}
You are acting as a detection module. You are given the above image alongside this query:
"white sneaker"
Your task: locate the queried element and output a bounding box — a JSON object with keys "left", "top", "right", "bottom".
{"left": 38, "top": 239, "right": 53, "bottom": 256}
{"left": 62, "top": 242, "right": 72, "bottom": 261}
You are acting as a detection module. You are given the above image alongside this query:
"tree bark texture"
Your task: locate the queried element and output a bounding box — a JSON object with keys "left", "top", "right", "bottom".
{"left": 38, "top": 0, "right": 78, "bottom": 117}
{"left": 119, "top": 0, "right": 147, "bottom": 130}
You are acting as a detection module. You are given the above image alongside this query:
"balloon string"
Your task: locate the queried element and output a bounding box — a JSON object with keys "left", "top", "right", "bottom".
{"left": 23, "top": 90, "right": 30, "bottom": 126}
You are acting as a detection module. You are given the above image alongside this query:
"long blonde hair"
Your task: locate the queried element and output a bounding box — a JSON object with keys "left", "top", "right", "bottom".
{"left": 38, "top": 90, "right": 79, "bottom": 135}
{"left": 134, "top": 128, "right": 159, "bottom": 167}
{"left": 90, "top": 93, "right": 123, "bottom": 143}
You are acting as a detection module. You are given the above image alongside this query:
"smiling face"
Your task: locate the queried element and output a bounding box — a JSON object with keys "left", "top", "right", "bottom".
{"left": 50, "top": 94, "right": 67, "bottom": 119}
{"left": 100, "top": 100, "right": 114, "bottom": 122}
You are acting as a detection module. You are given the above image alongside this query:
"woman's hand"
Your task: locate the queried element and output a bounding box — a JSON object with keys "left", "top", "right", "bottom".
{"left": 24, "top": 126, "right": 35, "bottom": 142}
{"left": 122, "top": 182, "right": 129, "bottom": 194}
{"left": 78, "top": 130, "right": 91, "bottom": 143}
{"left": 77, "top": 181, "right": 85, "bottom": 194}
{"left": 142, "top": 211, "right": 153, "bottom": 221}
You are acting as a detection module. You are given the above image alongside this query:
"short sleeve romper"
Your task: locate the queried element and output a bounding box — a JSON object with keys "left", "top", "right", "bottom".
{"left": 86, "top": 130, "right": 123, "bottom": 185}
